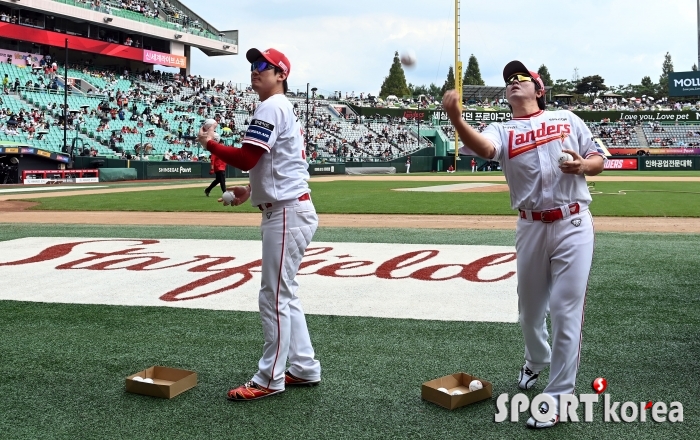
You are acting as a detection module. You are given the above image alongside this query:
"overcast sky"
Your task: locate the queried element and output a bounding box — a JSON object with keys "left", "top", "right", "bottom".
{"left": 179, "top": 0, "right": 698, "bottom": 96}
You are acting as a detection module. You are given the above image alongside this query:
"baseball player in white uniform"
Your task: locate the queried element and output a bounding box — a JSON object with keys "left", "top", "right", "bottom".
{"left": 443, "top": 61, "right": 605, "bottom": 429}
{"left": 198, "top": 47, "right": 321, "bottom": 401}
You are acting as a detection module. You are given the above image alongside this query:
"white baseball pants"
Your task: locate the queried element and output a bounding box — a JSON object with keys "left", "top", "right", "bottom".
{"left": 252, "top": 199, "right": 321, "bottom": 390}
{"left": 515, "top": 209, "right": 594, "bottom": 411}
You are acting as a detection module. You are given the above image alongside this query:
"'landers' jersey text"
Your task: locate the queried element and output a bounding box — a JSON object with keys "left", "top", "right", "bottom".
{"left": 508, "top": 123, "right": 572, "bottom": 158}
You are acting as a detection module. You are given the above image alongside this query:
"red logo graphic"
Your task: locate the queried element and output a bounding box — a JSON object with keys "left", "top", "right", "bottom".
{"left": 591, "top": 377, "right": 607, "bottom": 394}
{"left": 644, "top": 401, "right": 653, "bottom": 410}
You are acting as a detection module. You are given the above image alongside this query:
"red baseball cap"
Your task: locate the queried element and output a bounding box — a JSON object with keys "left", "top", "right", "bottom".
{"left": 503, "top": 60, "right": 544, "bottom": 91}
{"left": 246, "top": 48, "right": 291, "bottom": 77}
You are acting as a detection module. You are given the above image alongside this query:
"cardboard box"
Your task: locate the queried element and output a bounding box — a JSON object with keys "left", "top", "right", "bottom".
{"left": 421, "top": 372, "right": 493, "bottom": 410}
{"left": 125, "top": 366, "right": 197, "bottom": 399}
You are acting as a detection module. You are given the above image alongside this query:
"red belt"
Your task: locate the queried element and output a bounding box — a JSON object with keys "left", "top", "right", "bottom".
{"left": 258, "top": 193, "right": 310, "bottom": 211}
{"left": 519, "top": 203, "right": 580, "bottom": 223}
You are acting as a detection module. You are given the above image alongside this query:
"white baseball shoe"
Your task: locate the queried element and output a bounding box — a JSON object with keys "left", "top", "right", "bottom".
{"left": 518, "top": 365, "right": 540, "bottom": 390}
{"left": 526, "top": 402, "right": 559, "bottom": 429}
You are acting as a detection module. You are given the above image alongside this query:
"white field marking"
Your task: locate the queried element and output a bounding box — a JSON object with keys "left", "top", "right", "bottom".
{"left": 0, "top": 237, "right": 519, "bottom": 322}
{"left": 393, "top": 183, "right": 501, "bottom": 192}
{"left": 0, "top": 186, "right": 108, "bottom": 194}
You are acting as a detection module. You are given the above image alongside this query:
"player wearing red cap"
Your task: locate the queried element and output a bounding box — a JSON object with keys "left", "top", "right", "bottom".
{"left": 198, "top": 47, "right": 321, "bottom": 401}
{"left": 443, "top": 60, "right": 605, "bottom": 428}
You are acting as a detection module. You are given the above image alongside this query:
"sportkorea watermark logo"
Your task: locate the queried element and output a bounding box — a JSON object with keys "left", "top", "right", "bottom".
{"left": 495, "top": 377, "right": 684, "bottom": 423}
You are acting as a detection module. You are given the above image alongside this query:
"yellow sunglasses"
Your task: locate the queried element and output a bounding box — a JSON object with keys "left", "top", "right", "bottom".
{"left": 506, "top": 74, "right": 533, "bottom": 85}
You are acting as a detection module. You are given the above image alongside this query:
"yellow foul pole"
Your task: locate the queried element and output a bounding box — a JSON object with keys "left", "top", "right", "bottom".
{"left": 454, "top": 0, "right": 462, "bottom": 169}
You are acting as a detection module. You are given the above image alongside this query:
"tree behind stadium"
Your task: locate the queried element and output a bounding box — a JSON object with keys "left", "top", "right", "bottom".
{"left": 658, "top": 52, "right": 673, "bottom": 97}
{"left": 537, "top": 64, "right": 554, "bottom": 87}
{"left": 463, "top": 54, "right": 485, "bottom": 85}
{"left": 441, "top": 66, "right": 455, "bottom": 96}
{"left": 379, "top": 51, "right": 411, "bottom": 99}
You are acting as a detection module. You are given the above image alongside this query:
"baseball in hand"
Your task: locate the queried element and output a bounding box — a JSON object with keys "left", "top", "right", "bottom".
{"left": 400, "top": 50, "right": 416, "bottom": 67}
{"left": 203, "top": 118, "right": 217, "bottom": 129}
{"left": 469, "top": 380, "right": 483, "bottom": 392}
{"left": 221, "top": 191, "right": 235, "bottom": 206}
{"left": 558, "top": 152, "right": 573, "bottom": 166}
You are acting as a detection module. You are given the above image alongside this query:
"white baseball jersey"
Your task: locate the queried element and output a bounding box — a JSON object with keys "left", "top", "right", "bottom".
{"left": 457, "top": 108, "right": 606, "bottom": 412}
{"left": 462, "top": 109, "right": 605, "bottom": 211}
{"left": 243, "top": 94, "right": 309, "bottom": 206}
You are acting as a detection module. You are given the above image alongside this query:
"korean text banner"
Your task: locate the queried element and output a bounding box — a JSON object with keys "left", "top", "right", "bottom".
{"left": 143, "top": 50, "right": 186, "bottom": 68}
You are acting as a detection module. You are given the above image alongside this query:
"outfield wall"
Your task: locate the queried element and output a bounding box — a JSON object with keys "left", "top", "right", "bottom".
{"left": 348, "top": 104, "right": 700, "bottom": 124}
{"left": 69, "top": 153, "right": 700, "bottom": 181}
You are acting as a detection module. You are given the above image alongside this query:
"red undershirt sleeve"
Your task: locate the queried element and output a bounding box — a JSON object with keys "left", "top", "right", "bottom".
{"left": 206, "top": 140, "right": 265, "bottom": 171}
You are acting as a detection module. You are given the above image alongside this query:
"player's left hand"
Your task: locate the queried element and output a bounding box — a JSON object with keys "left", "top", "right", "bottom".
{"left": 197, "top": 123, "right": 217, "bottom": 149}
{"left": 559, "top": 149, "right": 586, "bottom": 175}
{"left": 217, "top": 185, "right": 250, "bottom": 206}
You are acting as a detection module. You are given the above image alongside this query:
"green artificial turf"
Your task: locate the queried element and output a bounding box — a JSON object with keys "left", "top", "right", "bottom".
{"left": 20, "top": 180, "right": 700, "bottom": 217}
{"left": 0, "top": 225, "right": 698, "bottom": 439}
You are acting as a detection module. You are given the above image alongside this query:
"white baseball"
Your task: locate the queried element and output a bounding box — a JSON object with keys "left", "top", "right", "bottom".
{"left": 469, "top": 380, "right": 483, "bottom": 391}
{"left": 203, "top": 118, "right": 217, "bottom": 129}
{"left": 436, "top": 387, "right": 449, "bottom": 394}
{"left": 558, "top": 152, "right": 573, "bottom": 166}
{"left": 142, "top": 378, "right": 154, "bottom": 384}
{"left": 451, "top": 390, "right": 463, "bottom": 396}
{"left": 400, "top": 51, "right": 416, "bottom": 67}
{"left": 132, "top": 376, "right": 144, "bottom": 382}
{"left": 221, "top": 191, "right": 235, "bottom": 206}
{"left": 213, "top": 132, "right": 221, "bottom": 142}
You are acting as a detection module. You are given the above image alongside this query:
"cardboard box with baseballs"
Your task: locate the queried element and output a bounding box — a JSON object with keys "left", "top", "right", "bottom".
{"left": 422, "top": 372, "right": 492, "bottom": 410}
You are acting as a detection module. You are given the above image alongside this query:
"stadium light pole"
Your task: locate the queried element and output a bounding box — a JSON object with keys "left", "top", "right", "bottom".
{"left": 64, "top": 38, "right": 68, "bottom": 164}
{"left": 417, "top": 98, "right": 420, "bottom": 150}
{"left": 305, "top": 83, "right": 310, "bottom": 155}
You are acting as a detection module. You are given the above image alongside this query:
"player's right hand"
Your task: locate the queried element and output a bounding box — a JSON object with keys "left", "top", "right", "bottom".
{"left": 442, "top": 90, "right": 462, "bottom": 122}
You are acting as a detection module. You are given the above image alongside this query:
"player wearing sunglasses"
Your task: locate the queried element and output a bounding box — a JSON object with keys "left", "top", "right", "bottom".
{"left": 198, "top": 48, "right": 321, "bottom": 401}
{"left": 442, "top": 61, "right": 605, "bottom": 429}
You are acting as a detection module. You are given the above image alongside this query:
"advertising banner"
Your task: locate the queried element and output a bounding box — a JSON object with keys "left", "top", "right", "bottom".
{"left": 669, "top": 71, "right": 700, "bottom": 97}
{"left": 143, "top": 50, "right": 187, "bottom": 68}
{"left": 350, "top": 105, "right": 700, "bottom": 123}
{"left": 603, "top": 158, "right": 638, "bottom": 170}
{"left": 147, "top": 163, "right": 202, "bottom": 178}
{"left": 0, "top": 49, "right": 44, "bottom": 67}
{"left": 640, "top": 157, "right": 697, "bottom": 170}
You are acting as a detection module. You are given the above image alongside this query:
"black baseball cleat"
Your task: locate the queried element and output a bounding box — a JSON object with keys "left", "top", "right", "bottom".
{"left": 518, "top": 365, "right": 539, "bottom": 390}
{"left": 284, "top": 370, "right": 321, "bottom": 387}
{"left": 204, "top": 189, "right": 210, "bottom": 197}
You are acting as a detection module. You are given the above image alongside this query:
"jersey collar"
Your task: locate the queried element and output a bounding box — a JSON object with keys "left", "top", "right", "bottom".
{"left": 512, "top": 109, "right": 544, "bottom": 120}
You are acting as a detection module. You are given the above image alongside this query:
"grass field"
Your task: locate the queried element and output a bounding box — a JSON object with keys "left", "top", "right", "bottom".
{"left": 0, "top": 224, "right": 698, "bottom": 439}
{"left": 2, "top": 170, "right": 699, "bottom": 438}
{"left": 22, "top": 180, "right": 700, "bottom": 217}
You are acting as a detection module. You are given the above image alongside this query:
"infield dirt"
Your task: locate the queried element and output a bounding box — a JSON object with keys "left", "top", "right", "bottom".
{"left": 2, "top": 175, "right": 700, "bottom": 233}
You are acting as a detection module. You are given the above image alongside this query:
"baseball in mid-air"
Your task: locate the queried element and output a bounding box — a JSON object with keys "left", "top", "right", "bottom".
{"left": 221, "top": 191, "right": 235, "bottom": 206}
{"left": 400, "top": 51, "right": 416, "bottom": 67}
{"left": 469, "top": 380, "right": 483, "bottom": 391}
{"left": 436, "top": 387, "right": 449, "bottom": 394}
{"left": 558, "top": 152, "right": 573, "bottom": 166}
